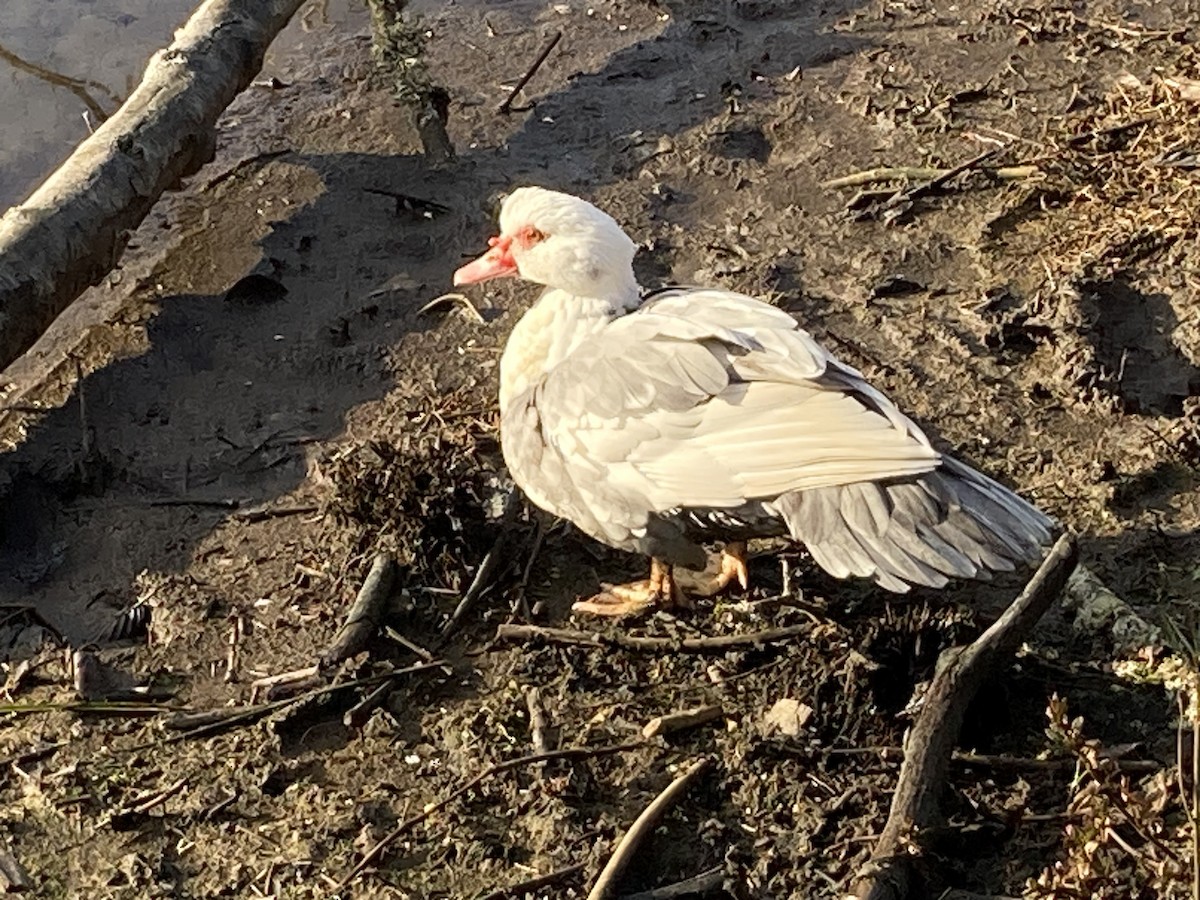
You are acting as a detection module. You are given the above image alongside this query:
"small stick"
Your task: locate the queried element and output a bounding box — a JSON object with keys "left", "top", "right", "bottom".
{"left": 322, "top": 553, "right": 396, "bottom": 669}
{"left": 890, "top": 147, "right": 1003, "bottom": 206}
{"left": 343, "top": 679, "right": 396, "bottom": 729}
{"left": 1067, "top": 115, "right": 1155, "bottom": 146}
{"left": 827, "top": 745, "right": 1160, "bottom": 772}
{"left": 361, "top": 187, "right": 449, "bottom": 217}
{"left": 497, "top": 31, "right": 563, "bottom": 114}
{"left": 418, "top": 292, "right": 486, "bottom": 324}
{"left": 0, "top": 700, "right": 169, "bottom": 717}
{"left": 524, "top": 685, "right": 552, "bottom": 753}
{"left": 154, "top": 660, "right": 445, "bottom": 746}
{"left": 249, "top": 665, "right": 321, "bottom": 703}
{"left": 0, "top": 841, "right": 32, "bottom": 892}
{"left": 339, "top": 740, "right": 644, "bottom": 889}
{"left": 224, "top": 616, "right": 242, "bottom": 684}
{"left": 383, "top": 626, "right": 437, "bottom": 662}
{"left": 111, "top": 776, "right": 188, "bottom": 820}
{"left": 620, "top": 866, "right": 725, "bottom": 900}
{"left": 821, "top": 164, "right": 1036, "bottom": 189}
{"left": 852, "top": 533, "right": 1078, "bottom": 900}
{"left": 441, "top": 490, "right": 522, "bottom": 639}
{"left": 586, "top": 758, "right": 712, "bottom": 900}
{"left": 494, "top": 622, "right": 812, "bottom": 653}
{"left": 233, "top": 502, "right": 319, "bottom": 523}
{"left": 476, "top": 862, "right": 586, "bottom": 900}
{"left": 642, "top": 704, "right": 724, "bottom": 739}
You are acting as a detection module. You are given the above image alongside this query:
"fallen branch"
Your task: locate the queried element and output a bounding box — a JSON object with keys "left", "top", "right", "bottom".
{"left": 494, "top": 622, "right": 812, "bottom": 653}
{"left": 232, "top": 501, "right": 319, "bottom": 523}
{"left": 321, "top": 552, "right": 396, "bottom": 669}
{"left": 383, "top": 626, "right": 437, "bottom": 662}
{"left": 586, "top": 757, "right": 712, "bottom": 900}
{"left": 0, "top": 700, "right": 170, "bottom": 717}
{"left": 852, "top": 532, "right": 1078, "bottom": 900}
{"left": 339, "top": 740, "right": 645, "bottom": 889}
{"left": 497, "top": 31, "right": 563, "bottom": 114}
{"left": 343, "top": 679, "right": 396, "bottom": 729}
{"left": 0, "top": 0, "right": 309, "bottom": 371}
{"left": 849, "top": 147, "right": 1008, "bottom": 222}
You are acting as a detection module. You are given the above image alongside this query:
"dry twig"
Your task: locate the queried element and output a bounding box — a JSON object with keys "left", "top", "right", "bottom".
{"left": 497, "top": 31, "right": 563, "bottom": 113}
{"left": 108, "top": 776, "right": 189, "bottom": 828}
{"left": 852, "top": 533, "right": 1078, "bottom": 900}
{"left": 343, "top": 679, "right": 396, "bottom": 729}
{"left": 822, "top": 163, "right": 1036, "bottom": 189}
{"left": 524, "top": 685, "right": 553, "bottom": 754}
{"left": 495, "top": 622, "right": 812, "bottom": 653}
{"left": 249, "top": 665, "right": 321, "bottom": 703}
{"left": 418, "top": 292, "right": 486, "bottom": 324}
{"left": 155, "top": 660, "right": 445, "bottom": 745}
{"left": 642, "top": 705, "right": 725, "bottom": 739}
{"left": 586, "top": 757, "right": 712, "bottom": 900}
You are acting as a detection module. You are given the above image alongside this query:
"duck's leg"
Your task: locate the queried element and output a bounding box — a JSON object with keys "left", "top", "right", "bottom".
{"left": 675, "top": 541, "right": 750, "bottom": 597}
{"left": 572, "top": 557, "right": 686, "bottom": 618}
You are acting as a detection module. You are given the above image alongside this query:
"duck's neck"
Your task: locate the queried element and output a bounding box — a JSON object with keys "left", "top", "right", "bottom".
{"left": 500, "top": 283, "right": 640, "bottom": 412}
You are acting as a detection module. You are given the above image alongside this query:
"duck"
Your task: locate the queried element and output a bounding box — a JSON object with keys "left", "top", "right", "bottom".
{"left": 453, "top": 186, "right": 1056, "bottom": 616}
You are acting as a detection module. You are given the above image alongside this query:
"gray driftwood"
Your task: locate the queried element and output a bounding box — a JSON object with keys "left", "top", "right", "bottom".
{"left": 0, "top": 0, "right": 307, "bottom": 370}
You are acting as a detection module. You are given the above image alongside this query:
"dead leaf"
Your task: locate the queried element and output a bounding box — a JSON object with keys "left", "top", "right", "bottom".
{"left": 763, "top": 698, "right": 813, "bottom": 737}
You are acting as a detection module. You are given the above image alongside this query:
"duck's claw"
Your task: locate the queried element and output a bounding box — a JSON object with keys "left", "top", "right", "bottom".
{"left": 676, "top": 542, "right": 750, "bottom": 597}
{"left": 572, "top": 558, "right": 686, "bottom": 618}
{"left": 572, "top": 580, "right": 662, "bottom": 617}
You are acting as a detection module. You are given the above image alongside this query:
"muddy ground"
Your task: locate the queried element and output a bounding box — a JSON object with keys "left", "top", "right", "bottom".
{"left": 1, "top": 0, "right": 1199, "bottom": 896}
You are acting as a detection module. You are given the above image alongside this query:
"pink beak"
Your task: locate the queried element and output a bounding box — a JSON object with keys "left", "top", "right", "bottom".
{"left": 453, "top": 235, "right": 518, "bottom": 286}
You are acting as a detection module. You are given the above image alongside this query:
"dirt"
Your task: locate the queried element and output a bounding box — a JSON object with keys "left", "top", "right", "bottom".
{"left": 1, "top": 0, "right": 1199, "bottom": 897}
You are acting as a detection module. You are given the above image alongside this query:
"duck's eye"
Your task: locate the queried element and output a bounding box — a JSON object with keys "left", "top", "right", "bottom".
{"left": 516, "top": 225, "right": 545, "bottom": 248}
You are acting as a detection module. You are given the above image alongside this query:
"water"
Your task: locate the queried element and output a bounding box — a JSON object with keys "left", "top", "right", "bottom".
{"left": 0, "top": 0, "right": 367, "bottom": 212}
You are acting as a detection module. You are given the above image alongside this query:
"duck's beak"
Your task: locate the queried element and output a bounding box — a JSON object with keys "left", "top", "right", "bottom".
{"left": 453, "top": 235, "right": 518, "bottom": 286}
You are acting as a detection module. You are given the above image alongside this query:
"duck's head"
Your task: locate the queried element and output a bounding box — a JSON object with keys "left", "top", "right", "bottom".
{"left": 453, "top": 187, "right": 638, "bottom": 301}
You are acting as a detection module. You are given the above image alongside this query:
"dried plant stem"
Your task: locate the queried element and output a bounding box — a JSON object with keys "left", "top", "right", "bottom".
{"left": 494, "top": 622, "right": 812, "bottom": 653}
{"left": 822, "top": 164, "right": 1036, "bottom": 189}
{"left": 586, "top": 758, "right": 712, "bottom": 900}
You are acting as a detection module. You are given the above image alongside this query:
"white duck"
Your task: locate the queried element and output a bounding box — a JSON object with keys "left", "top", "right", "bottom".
{"left": 454, "top": 187, "right": 1055, "bottom": 616}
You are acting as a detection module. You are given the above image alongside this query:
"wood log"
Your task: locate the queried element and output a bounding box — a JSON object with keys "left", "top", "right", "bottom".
{"left": 852, "top": 533, "right": 1079, "bottom": 900}
{"left": 0, "top": 0, "right": 308, "bottom": 372}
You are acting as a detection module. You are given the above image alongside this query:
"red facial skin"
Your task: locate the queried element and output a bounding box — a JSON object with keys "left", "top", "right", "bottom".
{"left": 452, "top": 226, "right": 544, "bottom": 285}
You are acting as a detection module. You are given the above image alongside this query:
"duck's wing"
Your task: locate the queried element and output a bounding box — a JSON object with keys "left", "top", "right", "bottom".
{"left": 536, "top": 288, "right": 941, "bottom": 514}
{"left": 532, "top": 288, "right": 1053, "bottom": 592}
